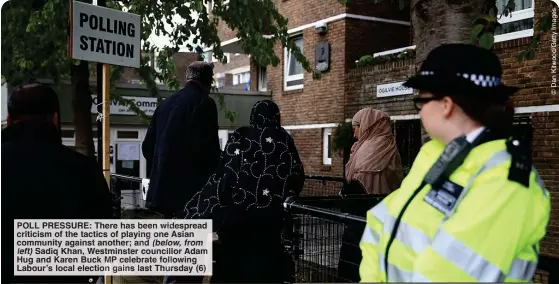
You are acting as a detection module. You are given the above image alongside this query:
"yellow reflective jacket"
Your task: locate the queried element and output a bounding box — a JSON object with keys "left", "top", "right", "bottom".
{"left": 359, "top": 138, "right": 550, "bottom": 282}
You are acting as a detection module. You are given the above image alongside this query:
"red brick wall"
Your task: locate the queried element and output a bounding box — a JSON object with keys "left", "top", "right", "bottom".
{"left": 495, "top": 38, "right": 558, "bottom": 106}
{"left": 88, "top": 52, "right": 198, "bottom": 86}
{"left": 268, "top": 21, "right": 347, "bottom": 176}
{"left": 250, "top": 57, "right": 259, "bottom": 91}
{"left": 533, "top": 112, "right": 559, "bottom": 256}
{"left": 346, "top": 0, "right": 409, "bottom": 21}
{"left": 254, "top": 1, "right": 411, "bottom": 177}
{"left": 269, "top": 22, "right": 346, "bottom": 126}
{"left": 289, "top": 128, "right": 344, "bottom": 175}
{"left": 345, "top": 60, "right": 416, "bottom": 118}
{"left": 217, "top": 0, "right": 346, "bottom": 41}
{"left": 345, "top": 20, "right": 411, "bottom": 69}
{"left": 343, "top": 0, "right": 558, "bottom": 255}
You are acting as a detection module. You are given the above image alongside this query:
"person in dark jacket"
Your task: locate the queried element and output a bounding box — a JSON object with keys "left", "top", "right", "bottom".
{"left": 142, "top": 61, "right": 221, "bottom": 219}
{"left": 182, "top": 100, "right": 306, "bottom": 283}
{"left": 2, "top": 83, "right": 114, "bottom": 284}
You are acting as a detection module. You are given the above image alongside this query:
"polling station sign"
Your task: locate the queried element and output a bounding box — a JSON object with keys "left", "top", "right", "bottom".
{"left": 70, "top": 1, "right": 141, "bottom": 68}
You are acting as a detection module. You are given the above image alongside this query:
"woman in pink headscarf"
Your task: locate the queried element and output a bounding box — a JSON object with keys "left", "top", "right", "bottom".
{"left": 345, "top": 108, "right": 404, "bottom": 194}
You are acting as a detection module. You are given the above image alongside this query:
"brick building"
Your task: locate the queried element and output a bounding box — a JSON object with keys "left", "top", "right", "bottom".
{"left": 208, "top": 0, "right": 410, "bottom": 176}
{"left": 210, "top": 0, "right": 558, "bottom": 257}
{"left": 346, "top": 0, "right": 558, "bottom": 257}
{"left": 90, "top": 51, "right": 200, "bottom": 86}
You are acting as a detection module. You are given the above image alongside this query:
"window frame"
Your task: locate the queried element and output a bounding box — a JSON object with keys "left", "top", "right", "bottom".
{"left": 258, "top": 66, "right": 267, "bottom": 91}
{"left": 284, "top": 35, "right": 304, "bottom": 91}
{"left": 323, "top": 128, "right": 332, "bottom": 165}
{"left": 494, "top": 0, "right": 535, "bottom": 42}
{"left": 233, "top": 71, "right": 250, "bottom": 85}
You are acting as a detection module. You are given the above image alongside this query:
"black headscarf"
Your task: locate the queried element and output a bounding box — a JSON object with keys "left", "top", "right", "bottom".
{"left": 181, "top": 100, "right": 305, "bottom": 235}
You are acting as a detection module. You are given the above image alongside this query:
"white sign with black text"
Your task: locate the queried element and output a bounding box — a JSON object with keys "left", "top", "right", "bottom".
{"left": 376, "top": 81, "right": 414, "bottom": 98}
{"left": 90, "top": 95, "right": 159, "bottom": 116}
{"left": 71, "top": 1, "right": 141, "bottom": 68}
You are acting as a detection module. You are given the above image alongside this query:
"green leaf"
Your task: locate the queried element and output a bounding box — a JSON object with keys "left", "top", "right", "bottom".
{"left": 468, "top": 24, "right": 485, "bottom": 44}
{"left": 478, "top": 32, "right": 494, "bottom": 50}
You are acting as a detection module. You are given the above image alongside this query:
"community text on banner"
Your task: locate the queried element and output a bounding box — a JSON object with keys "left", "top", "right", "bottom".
{"left": 13, "top": 219, "right": 213, "bottom": 276}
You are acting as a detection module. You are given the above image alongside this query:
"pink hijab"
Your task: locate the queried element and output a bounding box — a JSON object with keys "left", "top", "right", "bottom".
{"left": 345, "top": 108, "right": 403, "bottom": 194}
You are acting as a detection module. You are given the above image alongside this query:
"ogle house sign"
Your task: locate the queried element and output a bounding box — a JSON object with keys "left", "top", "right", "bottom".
{"left": 70, "top": 1, "right": 141, "bottom": 68}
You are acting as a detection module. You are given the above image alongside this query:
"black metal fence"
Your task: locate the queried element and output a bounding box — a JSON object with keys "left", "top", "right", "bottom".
{"left": 109, "top": 174, "right": 558, "bottom": 284}
{"left": 109, "top": 173, "right": 163, "bottom": 219}
{"left": 282, "top": 195, "right": 558, "bottom": 284}
{"left": 300, "top": 175, "right": 346, "bottom": 197}
{"left": 282, "top": 194, "right": 384, "bottom": 283}
{"left": 109, "top": 174, "right": 348, "bottom": 218}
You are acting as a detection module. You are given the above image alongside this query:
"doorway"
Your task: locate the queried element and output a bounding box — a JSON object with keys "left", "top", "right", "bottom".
{"left": 113, "top": 127, "right": 147, "bottom": 209}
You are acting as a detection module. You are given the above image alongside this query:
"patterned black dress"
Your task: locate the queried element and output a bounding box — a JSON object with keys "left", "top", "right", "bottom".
{"left": 182, "top": 100, "right": 305, "bottom": 283}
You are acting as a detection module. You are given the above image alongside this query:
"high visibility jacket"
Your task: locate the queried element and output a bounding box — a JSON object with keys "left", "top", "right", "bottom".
{"left": 359, "top": 138, "right": 550, "bottom": 282}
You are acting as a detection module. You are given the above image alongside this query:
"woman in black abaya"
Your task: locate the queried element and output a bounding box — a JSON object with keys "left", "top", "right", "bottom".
{"left": 182, "top": 100, "right": 305, "bottom": 283}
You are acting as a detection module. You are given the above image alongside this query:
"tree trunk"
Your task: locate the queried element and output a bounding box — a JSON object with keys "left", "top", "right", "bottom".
{"left": 411, "top": 0, "right": 490, "bottom": 64}
{"left": 71, "top": 60, "right": 95, "bottom": 156}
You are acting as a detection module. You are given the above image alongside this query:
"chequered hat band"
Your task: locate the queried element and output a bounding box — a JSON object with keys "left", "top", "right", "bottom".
{"left": 419, "top": 71, "right": 502, "bottom": 87}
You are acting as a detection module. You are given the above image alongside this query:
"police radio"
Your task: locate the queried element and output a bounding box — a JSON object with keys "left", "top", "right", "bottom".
{"left": 423, "top": 136, "right": 472, "bottom": 189}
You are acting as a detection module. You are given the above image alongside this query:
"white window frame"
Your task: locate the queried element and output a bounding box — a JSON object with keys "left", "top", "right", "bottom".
{"left": 233, "top": 71, "right": 250, "bottom": 85}
{"left": 494, "top": 0, "right": 534, "bottom": 42}
{"left": 258, "top": 66, "right": 267, "bottom": 91}
{"left": 284, "top": 35, "right": 304, "bottom": 91}
{"left": 323, "top": 128, "right": 332, "bottom": 165}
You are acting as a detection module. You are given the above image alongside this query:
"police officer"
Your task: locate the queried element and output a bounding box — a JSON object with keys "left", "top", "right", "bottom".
{"left": 359, "top": 44, "right": 550, "bottom": 282}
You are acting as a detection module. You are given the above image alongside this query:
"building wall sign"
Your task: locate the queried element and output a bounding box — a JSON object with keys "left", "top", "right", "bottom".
{"left": 90, "top": 95, "right": 159, "bottom": 115}
{"left": 376, "top": 81, "right": 413, "bottom": 98}
{"left": 315, "top": 42, "right": 330, "bottom": 73}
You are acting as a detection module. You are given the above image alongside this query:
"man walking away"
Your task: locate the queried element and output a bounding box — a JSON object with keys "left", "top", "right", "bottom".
{"left": 142, "top": 61, "right": 221, "bottom": 219}
{"left": 2, "top": 83, "right": 114, "bottom": 284}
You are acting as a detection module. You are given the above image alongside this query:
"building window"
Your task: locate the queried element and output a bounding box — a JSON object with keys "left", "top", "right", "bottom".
{"left": 117, "top": 131, "right": 139, "bottom": 139}
{"left": 284, "top": 35, "right": 304, "bottom": 91}
{"left": 323, "top": 128, "right": 332, "bottom": 165}
{"left": 495, "top": 0, "right": 534, "bottom": 41}
{"left": 258, "top": 66, "right": 267, "bottom": 91}
{"left": 233, "top": 72, "right": 250, "bottom": 85}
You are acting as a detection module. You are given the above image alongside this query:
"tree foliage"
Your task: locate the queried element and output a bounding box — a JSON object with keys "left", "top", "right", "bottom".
{"left": 2, "top": 0, "right": 327, "bottom": 156}
{"left": 1, "top": 0, "right": 322, "bottom": 117}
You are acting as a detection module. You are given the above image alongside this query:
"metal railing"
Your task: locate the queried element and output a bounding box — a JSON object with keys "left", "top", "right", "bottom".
{"left": 109, "top": 173, "right": 163, "bottom": 219}
{"left": 282, "top": 195, "right": 558, "bottom": 284}
{"left": 282, "top": 194, "right": 384, "bottom": 283}
{"left": 109, "top": 173, "right": 558, "bottom": 284}
{"left": 109, "top": 174, "right": 349, "bottom": 218}
{"left": 300, "top": 175, "right": 346, "bottom": 197}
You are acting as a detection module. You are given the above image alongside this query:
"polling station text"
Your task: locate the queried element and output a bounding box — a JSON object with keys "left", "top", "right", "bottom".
{"left": 14, "top": 220, "right": 213, "bottom": 276}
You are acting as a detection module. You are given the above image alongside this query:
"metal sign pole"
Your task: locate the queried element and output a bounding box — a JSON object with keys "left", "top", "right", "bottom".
{"left": 102, "top": 63, "right": 113, "bottom": 284}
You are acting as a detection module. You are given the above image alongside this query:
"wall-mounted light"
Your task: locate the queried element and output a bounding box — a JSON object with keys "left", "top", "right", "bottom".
{"left": 314, "top": 22, "right": 327, "bottom": 35}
